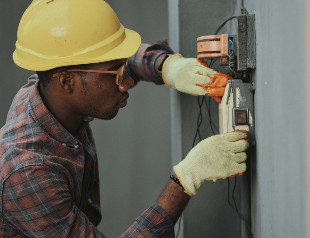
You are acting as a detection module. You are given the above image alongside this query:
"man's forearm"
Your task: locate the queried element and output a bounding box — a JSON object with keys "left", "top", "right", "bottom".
{"left": 156, "top": 178, "right": 190, "bottom": 224}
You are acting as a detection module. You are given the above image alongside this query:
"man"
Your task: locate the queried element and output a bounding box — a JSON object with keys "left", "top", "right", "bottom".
{"left": 0, "top": 0, "right": 249, "bottom": 237}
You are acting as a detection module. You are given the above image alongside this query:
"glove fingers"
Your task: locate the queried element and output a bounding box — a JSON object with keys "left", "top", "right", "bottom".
{"left": 230, "top": 162, "right": 247, "bottom": 175}
{"left": 205, "top": 87, "right": 226, "bottom": 97}
{"left": 195, "top": 85, "right": 225, "bottom": 97}
{"left": 195, "top": 64, "right": 217, "bottom": 76}
{"left": 231, "top": 152, "right": 247, "bottom": 163}
{"left": 229, "top": 140, "right": 249, "bottom": 153}
{"left": 192, "top": 74, "right": 212, "bottom": 85}
{"left": 221, "top": 131, "right": 248, "bottom": 142}
{"left": 185, "top": 85, "right": 208, "bottom": 96}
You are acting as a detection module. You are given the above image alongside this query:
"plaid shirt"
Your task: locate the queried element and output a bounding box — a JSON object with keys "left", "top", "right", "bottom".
{"left": 0, "top": 42, "right": 175, "bottom": 237}
{"left": 127, "top": 40, "right": 174, "bottom": 85}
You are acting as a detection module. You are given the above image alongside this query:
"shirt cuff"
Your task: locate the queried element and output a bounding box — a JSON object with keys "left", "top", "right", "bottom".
{"left": 127, "top": 40, "right": 175, "bottom": 85}
{"left": 120, "top": 202, "right": 175, "bottom": 238}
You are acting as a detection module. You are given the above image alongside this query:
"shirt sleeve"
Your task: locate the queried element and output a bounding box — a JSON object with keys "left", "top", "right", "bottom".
{"left": 120, "top": 203, "right": 175, "bottom": 238}
{"left": 2, "top": 165, "right": 105, "bottom": 238}
{"left": 126, "top": 40, "right": 175, "bottom": 85}
{"left": 2, "top": 165, "right": 174, "bottom": 238}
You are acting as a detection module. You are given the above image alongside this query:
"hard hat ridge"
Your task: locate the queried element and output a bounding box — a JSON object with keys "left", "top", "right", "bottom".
{"left": 13, "top": 0, "right": 141, "bottom": 71}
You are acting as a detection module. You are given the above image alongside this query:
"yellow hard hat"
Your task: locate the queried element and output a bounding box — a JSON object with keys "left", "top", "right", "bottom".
{"left": 13, "top": 0, "right": 141, "bottom": 71}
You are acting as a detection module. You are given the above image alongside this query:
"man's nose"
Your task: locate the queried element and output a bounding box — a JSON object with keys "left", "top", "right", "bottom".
{"left": 118, "top": 73, "right": 135, "bottom": 92}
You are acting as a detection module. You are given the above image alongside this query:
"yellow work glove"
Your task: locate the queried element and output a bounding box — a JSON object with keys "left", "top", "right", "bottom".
{"left": 174, "top": 132, "right": 249, "bottom": 197}
{"left": 162, "top": 54, "right": 231, "bottom": 103}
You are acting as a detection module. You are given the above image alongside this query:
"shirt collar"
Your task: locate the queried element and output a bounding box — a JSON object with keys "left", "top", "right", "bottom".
{"left": 28, "top": 75, "right": 89, "bottom": 147}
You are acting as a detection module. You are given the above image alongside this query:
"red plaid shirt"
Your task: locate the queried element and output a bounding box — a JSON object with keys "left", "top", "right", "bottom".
{"left": 127, "top": 40, "right": 174, "bottom": 85}
{"left": 0, "top": 42, "right": 175, "bottom": 237}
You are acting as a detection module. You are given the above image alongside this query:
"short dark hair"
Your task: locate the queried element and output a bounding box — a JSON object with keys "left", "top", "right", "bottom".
{"left": 36, "top": 64, "right": 90, "bottom": 87}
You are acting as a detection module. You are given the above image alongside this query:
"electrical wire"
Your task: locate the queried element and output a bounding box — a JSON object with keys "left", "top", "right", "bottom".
{"left": 214, "top": 16, "right": 237, "bottom": 35}
{"left": 176, "top": 96, "right": 205, "bottom": 238}
{"left": 227, "top": 178, "right": 254, "bottom": 238}
{"left": 241, "top": 0, "right": 248, "bottom": 15}
{"left": 187, "top": 15, "right": 254, "bottom": 238}
{"left": 241, "top": 0, "right": 245, "bottom": 12}
{"left": 177, "top": 13, "right": 251, "bottom": 238}
{"left": 204, "top": 96, "right": 219, "bottom": 135}
{"left": 213, "top": 16, "right": 253, "bottom": 238}
{"left": 192, "top": 96, "right": 204, "bottom": 147}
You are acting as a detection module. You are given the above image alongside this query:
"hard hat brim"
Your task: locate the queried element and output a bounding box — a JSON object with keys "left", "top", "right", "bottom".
{"left": 13, "top": 28, "right": 142, "bottom": 71}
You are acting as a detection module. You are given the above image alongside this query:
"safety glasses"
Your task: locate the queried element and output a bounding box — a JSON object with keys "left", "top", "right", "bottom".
{"left": 53, "top": 60, "right": 128, "bottom": 85}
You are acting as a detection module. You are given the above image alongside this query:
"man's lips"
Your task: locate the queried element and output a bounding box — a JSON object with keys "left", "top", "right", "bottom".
{"left": 119, "top": 93, "right": 129, "bottom": 108}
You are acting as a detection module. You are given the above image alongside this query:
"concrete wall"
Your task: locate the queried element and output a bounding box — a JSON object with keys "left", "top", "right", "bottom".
{"left": 176, "top": 1, "right": 244, "bottom": 237}
{"left": 172, "top": 0, "right": 307, "bottom": 237}
{"left": 0, "top": 0, "right": 31, "bottom": 125}
{"left": 244, "top": 0, "right": 307, "bottom": 237}
{"left": 97, "top": 1, "right": 171, "bottom": 236}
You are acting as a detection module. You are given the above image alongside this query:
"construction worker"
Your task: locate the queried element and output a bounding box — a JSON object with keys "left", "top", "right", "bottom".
{"left": 0, "top": 0, "right": 249, "bottom": 237}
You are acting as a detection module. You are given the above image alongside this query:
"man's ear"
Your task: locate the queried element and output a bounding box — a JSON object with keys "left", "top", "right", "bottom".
{"left": 57, "top": 72, "right": 75, "bottom": 93}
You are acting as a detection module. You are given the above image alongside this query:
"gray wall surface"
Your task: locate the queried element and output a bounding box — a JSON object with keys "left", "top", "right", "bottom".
{"left": 0, "top": 1, "right": 32, "bottom": 125}
{"left": 177, "top": 1, "right": 244, "bottom": 237}
{"left": 173, "top": 0, "right": 307, "bottom": 237}
{"left": 0, "top": 1, "right": 171, "bottom": 237}
{"left": 244, "top": 0, "right": 307, "bottom": 237}
{"left": 97, "top": 1, "right": 171, "bottom": 236}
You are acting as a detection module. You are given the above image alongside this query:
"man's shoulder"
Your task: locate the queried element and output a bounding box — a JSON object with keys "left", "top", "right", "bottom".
{"left": 0, "top": 100, "right": 44, "bottom": 161}
{"left": 0, "top": 144, "right": 45, "bottom": 182}
{"left": 2, "top": 75, "right": 38, "bottom": 132}
{"left": 0, "top": 74, "right": 42, "bottom": 147}
{"left": 0, "top": 105, "right": 46, "bottom": 181}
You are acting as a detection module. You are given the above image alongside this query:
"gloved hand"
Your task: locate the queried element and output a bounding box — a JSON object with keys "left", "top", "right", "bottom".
{"left": 174, "top": 131, "right": 249, "bottom": 197}
{"left": 162, "top": 54, "right": 231, "bottom": 103}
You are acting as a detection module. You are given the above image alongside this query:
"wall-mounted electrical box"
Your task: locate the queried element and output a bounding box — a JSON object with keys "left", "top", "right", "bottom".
{"left": 197, "top": 14, "right": 256, "bottom": 238}
{"left": 197, "top": 14, "right": 256, "bottom": 73}
{"left": 197, "top": 14, "right": 256, "bottom": 142}
{"left": 219, "top": 79, "right": 255, "bottom": 144}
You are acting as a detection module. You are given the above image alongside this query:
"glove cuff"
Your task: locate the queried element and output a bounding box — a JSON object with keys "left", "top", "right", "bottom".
{"left": 173, "top": 165, "right": 196, "bottom": 197}
{"left": 162, "top": 53, "right": 183, "bottom": 88}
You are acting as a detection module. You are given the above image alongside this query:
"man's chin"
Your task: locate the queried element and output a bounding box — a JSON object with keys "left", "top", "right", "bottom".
{"left": 96, "top": 110, "right": 119, "bottom": 120}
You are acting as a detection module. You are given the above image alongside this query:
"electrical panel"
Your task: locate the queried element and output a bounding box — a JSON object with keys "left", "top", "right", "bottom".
{"left": 219, "top": 79, "right": 254, "bottom": 136}
{"left": 197, "top": 14, "right": 256, "bottom": 238}
{"left": 197, "top": 14, "right": 256, "bottom": 143}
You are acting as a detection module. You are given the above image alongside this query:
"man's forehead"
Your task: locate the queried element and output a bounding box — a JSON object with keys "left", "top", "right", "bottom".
{"left": 88, "top": 59, "right": 126, "bottom": 69}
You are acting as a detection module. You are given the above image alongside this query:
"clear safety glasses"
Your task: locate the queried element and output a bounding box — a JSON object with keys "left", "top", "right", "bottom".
{"left": 55, "top": 60, "right": 128, "bottom": 85}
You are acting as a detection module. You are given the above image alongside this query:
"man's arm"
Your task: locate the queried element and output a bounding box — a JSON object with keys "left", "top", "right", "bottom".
{"left": 121, "top": 131, "right": 249, "bottom": 237}
{"left": 120, "top": 177, "right": 189, "bottom": 238}
{"left": 127, "top": 40, "right": 231, "bottom": 103}
{"left": 126, "top": 40, "right": 174, "bottom": 85}
{"left": 156, "top": 178, "right": 190, "bottom": 224}
{"left": 3, "top": 132, "right": 248, "bottom": 237}
{"left": 156, "top": 132, "right": 248, "bottom": 224}
{"left": 2, "top": 162, "right": 178, "bottom": 238}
